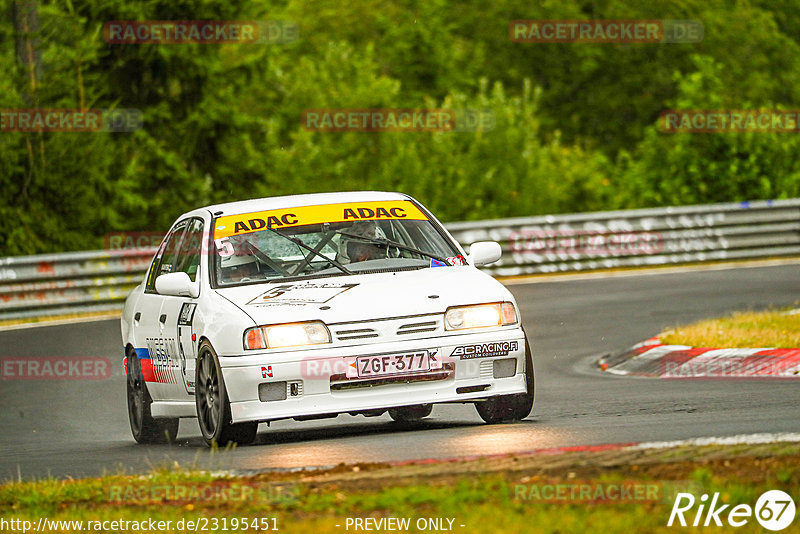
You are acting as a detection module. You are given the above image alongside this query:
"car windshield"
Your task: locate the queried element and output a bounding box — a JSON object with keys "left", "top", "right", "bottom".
{"left": 212, "top": 201, "right": 463, "bottom": 286}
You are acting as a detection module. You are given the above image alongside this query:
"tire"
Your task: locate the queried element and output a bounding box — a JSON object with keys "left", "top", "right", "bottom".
{"left": 195, "top": 341, "right": 258, "bottom": 447}
{"left": 126, "top": 348, "right": 179, "bottom": 444}
{"left": 388, "top": 404, "right": 432, "bottom": 422}
{"left": 475, "top": 335, "right": 535, "bottom": 424}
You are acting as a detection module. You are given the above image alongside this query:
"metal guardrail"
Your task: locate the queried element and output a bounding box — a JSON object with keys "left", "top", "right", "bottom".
{"left": 449, "top": 198, "right": 800, "bottom": 276}
{"left": 0, "top": 251, "right": 153, "bottom": 320}
{"left": 1, "top": 199, "right": 798, "bottom": 320}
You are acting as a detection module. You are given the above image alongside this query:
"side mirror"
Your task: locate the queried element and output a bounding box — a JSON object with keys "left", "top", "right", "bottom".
{"left": 155, "top": 272, "right": 199, "bottom": 298}
{"left": 468, "top": 241, "right": 502, "bottom": 267}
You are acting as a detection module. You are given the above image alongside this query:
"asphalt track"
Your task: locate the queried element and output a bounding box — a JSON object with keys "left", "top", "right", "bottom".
{"left": 1, "top": 263, "right": 798, "bottom": 481}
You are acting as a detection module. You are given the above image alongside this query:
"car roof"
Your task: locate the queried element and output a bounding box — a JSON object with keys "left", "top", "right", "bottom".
{"left": 201, "top": 191, "right": 412, "bottom": 217}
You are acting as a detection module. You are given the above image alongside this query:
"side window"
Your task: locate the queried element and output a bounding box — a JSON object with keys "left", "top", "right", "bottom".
{"left": 145, "top": 221, "right": 188, "bottom": 292}
{"left": 144, "top": 246, "right": 165, "bottom": 292}
{"left": 174, "top": 218, "right": 204, "bottom": 282}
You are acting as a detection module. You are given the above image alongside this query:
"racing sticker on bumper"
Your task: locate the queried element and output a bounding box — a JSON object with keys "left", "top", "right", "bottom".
{"left": 247, "top": 282, "right": 358, "bottom": 306}
{"left": 451, "top": 341, "right": 519, "bottom": 360}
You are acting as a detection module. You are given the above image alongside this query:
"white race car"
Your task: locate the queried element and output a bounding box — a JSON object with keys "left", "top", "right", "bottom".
{"left": 121, "top": 192, "right": 534, "bottom": 446}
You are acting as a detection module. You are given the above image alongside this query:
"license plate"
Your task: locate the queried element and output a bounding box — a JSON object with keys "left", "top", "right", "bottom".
{"left": 351, "top": 351, "right": 439, "bottom": 378}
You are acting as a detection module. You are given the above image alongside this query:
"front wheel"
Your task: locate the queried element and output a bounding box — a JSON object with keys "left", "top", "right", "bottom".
{"left": 475, "top": 336, "right": 535, "bottom": 424}
{"left": 195, "top": 342, "right": 258, "bottom": 447}
{"left": 126, "top": 348, "right": 179, "bottom": 444}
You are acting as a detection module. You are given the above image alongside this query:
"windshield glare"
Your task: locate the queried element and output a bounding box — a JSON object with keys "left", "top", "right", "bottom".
{"left": 213, "top": 218, "right": 460, "bottom": 286}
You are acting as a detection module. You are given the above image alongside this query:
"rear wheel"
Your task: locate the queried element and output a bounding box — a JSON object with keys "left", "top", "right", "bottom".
{"left": 196, "top": 341, "right": 258, "bottom": 447}
{"left": 475, "top": 336, "right": 535, "bottom": 424}
{"left": 126, "top": 348, "right": 179, "bottom": 444}
{"left": 388, "top": 404, "right": 432, "bottom": 422}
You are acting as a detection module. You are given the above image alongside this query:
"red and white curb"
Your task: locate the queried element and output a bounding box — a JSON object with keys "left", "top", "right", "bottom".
{"left": 374, "top": 433, "right": 800, "bottom": 469}
{"left": 226, "top": 433, "right": 800, "bottom": 477}
{"left": 599, "top": 337, "right": 800, "bottom": 378}
{"left": 626, "top": 432, "right": 800, "bottom": 450}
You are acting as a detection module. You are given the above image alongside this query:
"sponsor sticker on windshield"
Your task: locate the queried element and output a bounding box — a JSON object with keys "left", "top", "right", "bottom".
{"left": 214, "top": 200, "right": 428, "bottom": 239}
{"left": 446, "top": 255, "right": 467, "bottom": 266}
{"left": 431, "top": 255, "right": 467, "bottom": 268}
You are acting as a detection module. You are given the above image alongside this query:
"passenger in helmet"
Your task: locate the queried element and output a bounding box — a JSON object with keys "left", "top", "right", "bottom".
{"left": 339, "top": 221, "right": 387, "bottom": 263}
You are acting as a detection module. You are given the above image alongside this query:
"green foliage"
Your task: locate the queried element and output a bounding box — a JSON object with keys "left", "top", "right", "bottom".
{"left": 2, "top": 0, "right": 800, "bottom": 255}
{"left": 621, "top": 55, "right": 800, "bottom": 207}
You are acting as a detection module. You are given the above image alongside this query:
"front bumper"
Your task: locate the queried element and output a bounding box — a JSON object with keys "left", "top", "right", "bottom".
{"left": 219, "top": 327, "right": 529, "bottom": 423}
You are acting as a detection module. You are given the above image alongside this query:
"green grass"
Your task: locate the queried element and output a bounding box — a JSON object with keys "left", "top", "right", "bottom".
{"left": 661, "top": 309, "right": 800, "bottom": 348}
{"left": 2, "top": 446, "right": 800, "bottom": 533}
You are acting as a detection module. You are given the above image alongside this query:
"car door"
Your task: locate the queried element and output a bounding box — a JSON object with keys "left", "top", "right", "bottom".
{"left": 133, "top": 220, "right": 188, "bottom": 401}
{"left": 157, "top": 217, "right": 205, "bottom": 399}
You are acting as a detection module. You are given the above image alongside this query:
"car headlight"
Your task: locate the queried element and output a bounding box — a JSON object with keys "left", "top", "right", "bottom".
{"left": 244, "top": 321, "right": 331, "bottom": 350}
{"left": 444, "top": 302, "right": 518, "bottom": 330}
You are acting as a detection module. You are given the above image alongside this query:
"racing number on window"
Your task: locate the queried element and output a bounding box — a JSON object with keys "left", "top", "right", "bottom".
{"left": 215, "top": 237, "right": 234, "bottom": 257}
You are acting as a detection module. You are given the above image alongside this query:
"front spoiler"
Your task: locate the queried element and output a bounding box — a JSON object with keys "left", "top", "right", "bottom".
{"left": 218, "top": 328, "right": 529, "bottom": 424}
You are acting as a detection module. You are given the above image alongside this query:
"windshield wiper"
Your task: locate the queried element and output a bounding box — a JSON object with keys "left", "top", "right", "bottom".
{"left": 242, "top": 240, "right": 292, "bottom": 277}
{"left": 266, "top": 227, "right": 353, "bottom": 275}
{"left": 335, "top": 230, "right": 450, "bottom": 264}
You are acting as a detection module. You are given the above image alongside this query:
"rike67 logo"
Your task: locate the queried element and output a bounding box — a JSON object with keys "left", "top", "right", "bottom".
{"left": 668, "top": 490, "right": 796, "bottom": 530}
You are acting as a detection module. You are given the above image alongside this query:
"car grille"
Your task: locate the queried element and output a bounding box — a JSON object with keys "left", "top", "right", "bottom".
{"left": 480, "top": 360, "right": 494, "bottom": 379}
{"left": 333, "top": 327, "right": 380, "bottom": 341}
{"left": 258, "top": 380, "right": 304, "bottom": 402}
{"left": 396, "top": 320, "right": 438, "bottom": 335}
{"left": 330, "top": 314, "right": 443, "bottom": 344}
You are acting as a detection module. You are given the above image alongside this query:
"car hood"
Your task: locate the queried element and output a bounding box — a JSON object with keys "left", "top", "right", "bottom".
{"left": 214, "top": 267, "right": 511, "bottom": 326}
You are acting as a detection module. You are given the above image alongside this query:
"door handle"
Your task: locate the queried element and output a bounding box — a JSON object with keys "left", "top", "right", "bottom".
{"left": 134, "top": 312, "right": 141, "bottom": 321}
{"left": 159, "top": 314, "right": 167, "bottom": 324}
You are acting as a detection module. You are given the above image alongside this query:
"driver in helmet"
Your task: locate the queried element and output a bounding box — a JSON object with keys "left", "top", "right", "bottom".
{"left": 220, "top": 253, "right": 260, "bottom": 283}
{"left": 339, "top": 221, "right": 387, "bottom": 263}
